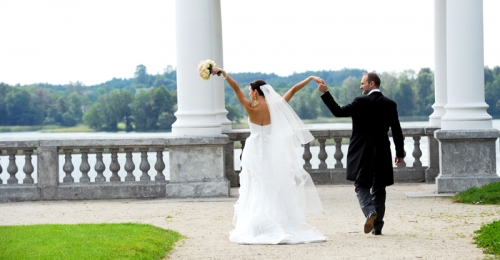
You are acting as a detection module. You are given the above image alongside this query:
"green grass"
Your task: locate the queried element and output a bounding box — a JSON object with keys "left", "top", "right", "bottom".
{"left": 40, "top": 124, "right": 94, "bottom": 133}
{"left": 452, "top": 182, "right": 500, "bottom": 259}
{"left": 117, "top": 122, "right": 126, "bottom": 131}
{"left": 474, "top": 220, "right": 500, "bottom": 258}
{"left": 0, "top": 223, "right": 183, "bottom": 260}
{"left": 451, "top": 181, "right": 500, "bottom": 205}
{"left": 0, "top": 124, "right": 94, "bottom": 133}
{"left": 0, "top": 125, "right": 48, "bottom": 132}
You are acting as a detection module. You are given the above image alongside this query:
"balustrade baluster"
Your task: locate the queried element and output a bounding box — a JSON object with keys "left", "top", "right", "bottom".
{"left": 334, "top": 138, "right": 344, "bottom": 169}
{"left": 94, "top": 149, "right": 106, "bottom": 182}
{"left": 0, "top": 150, "right": 2, "bottom": 184}
{"left": 23, "top": 149, "right": 34, "bottom": 184}
{"left": 318, "top": 139, "right": 328, "bottom": 170}
{"left": 63, "top": 149, "right": 74, "bottom": 183}
{"left": 109, "top": 148, "right": 121, "bottom": 182}
{"left": 139, "top": 148, "right": 151, "bottom": 181}
{"left": 79, "top": 149, "right": 91, "bottom": 183}
{"left": 154, "top": 149, "right": 166, "bottom": 181}
{"left": 303, "top": 143, "right": 312, "bottom": 170}
{"left": 412, "top": 136, "right": 422, "bottom": 168}
{"left": 7, "top": 150, "right": 18, "bottom": 184}
{"left": 124, "top": 148, "right": 136, "bottom": 181}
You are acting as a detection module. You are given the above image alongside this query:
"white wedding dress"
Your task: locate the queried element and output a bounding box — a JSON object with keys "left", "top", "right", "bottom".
{"left": 229, "top": 85, "right": 327, "bottom": 245}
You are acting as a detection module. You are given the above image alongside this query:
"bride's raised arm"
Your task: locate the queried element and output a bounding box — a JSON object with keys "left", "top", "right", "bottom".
{"left": 283, "top": 76, "right": 324, "bottom": 102}
{"left": 211, "top": 67, "right": 252, "bottom": 108}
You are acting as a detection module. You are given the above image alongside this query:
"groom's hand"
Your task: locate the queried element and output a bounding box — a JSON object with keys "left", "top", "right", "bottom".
{"left": 394, "top": 157, "right": 404, "bottom": 166}
{"left": 318, "top": 83, "right": 328, "bottom": 94}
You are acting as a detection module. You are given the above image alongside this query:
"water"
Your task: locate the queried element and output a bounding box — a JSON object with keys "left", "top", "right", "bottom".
{"left": 1, "top": 120, "right": 500, "bottom": 183}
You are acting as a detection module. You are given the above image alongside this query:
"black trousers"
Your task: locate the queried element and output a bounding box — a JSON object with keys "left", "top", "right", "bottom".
{"left": 354, "top": 178, "right": 387, "bottom": 232}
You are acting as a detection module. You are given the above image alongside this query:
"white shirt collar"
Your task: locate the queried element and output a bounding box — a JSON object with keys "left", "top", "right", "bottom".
{"left": 367, "top": 89, "right": 381, "bottom": 95}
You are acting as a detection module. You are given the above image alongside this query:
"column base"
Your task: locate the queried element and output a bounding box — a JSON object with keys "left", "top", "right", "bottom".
{"left": 435, "top": 129, "right": 500, "bottom": 193}
{"left": 165, "top": 180, "right": 230, "bottom": 198}
{"left": 436, "top": 175, "right": 500, "bottom": 193}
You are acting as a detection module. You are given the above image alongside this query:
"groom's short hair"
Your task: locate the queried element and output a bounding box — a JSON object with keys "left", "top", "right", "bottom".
{"left": 364, "top": 72, "right": 381, "bottom": 88}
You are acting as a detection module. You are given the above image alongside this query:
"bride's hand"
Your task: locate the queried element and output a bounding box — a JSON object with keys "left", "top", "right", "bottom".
{"left": 311, "top": 76, "right": 325, "bottom": 84}
{"left": 212, "top": 67, "right": 224, "bottom": 76}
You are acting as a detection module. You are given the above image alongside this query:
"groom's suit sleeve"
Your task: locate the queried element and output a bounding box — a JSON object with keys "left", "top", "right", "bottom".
{"left": 389, "top": 100, "right": 406, "bottom": 158}
{"left": 320, "top": 91, "right": 356, "bottom": 117}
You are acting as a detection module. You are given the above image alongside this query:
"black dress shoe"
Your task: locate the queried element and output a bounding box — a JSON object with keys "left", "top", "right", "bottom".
{"left": 372, "top": 230, "right": 382, "bottom": 235}
{"left": 364, "top": 211, "right": 378, "bottom": 234}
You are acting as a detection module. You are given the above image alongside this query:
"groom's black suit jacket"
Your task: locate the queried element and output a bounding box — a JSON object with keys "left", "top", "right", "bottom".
{"left": 321, "top": 91, "right": 405, "bottom": 188}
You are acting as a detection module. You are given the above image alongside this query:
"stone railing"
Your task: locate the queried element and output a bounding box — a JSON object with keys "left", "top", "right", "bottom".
{"left": 0, "top": 136, "right": 229, "bottom": 202}
{"left": 224, "top": 127, "right": 440, "bottom": 187}
{"left": 0, "top": 127, "right": 439, "bottom": 202}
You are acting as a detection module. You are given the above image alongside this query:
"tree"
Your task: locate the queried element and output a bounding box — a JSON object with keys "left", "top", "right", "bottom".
{"left": 0, "top": 83, "right": 12, "bottom": 125}
{"left": 380, "top": 72, "right": 399, "bottom": 100}
{"left": 131, "top": 86, "right": 176, "bottom": 131}
{"left": 4, "top": 88, "right": 43, "bottom": 125}
{"left": 67, "top": 92, "right": 88, "bottom": 122}
{"left": 414, "top": 68, "right": 434, "bottom": 116}
{"left": 485, "top": 67, "right": 500, "bottom": 117}
{"left": 289, "top": 88, "right": 318, "bottom": 120}
{"left": 83, "top": 90, "right": 133, "bottom": 131}
{"left": 65, "top": 81, "right": 85, "bottom": 95}
{"left": 394, "top": 79, "right": 415, "bottom": 117}
{"left": 225, "top": 104, "right": 243, "bottom": 123}
{"left": 338, "top": 76, "right": 360, "bottom": 105}
{"left": 133, "top": 64, "right": 150, "bottom": 88}
{"left": 83, "top": 102, "right": 106, "bottom": 130}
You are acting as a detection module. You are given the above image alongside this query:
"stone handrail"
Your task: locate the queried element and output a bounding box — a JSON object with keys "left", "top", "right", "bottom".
{"left": 224, "top": 127, "right": 440, "bottom": 187}
{"left": 0, "top": 127, "right": 439, "bottom": 202}
{"left": 0, "top": 136, "right": 229, "bottom": 202}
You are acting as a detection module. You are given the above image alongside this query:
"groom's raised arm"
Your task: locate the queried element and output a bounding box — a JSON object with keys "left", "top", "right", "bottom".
{"left": 318, "top": 84, "right": 355, "bottom": 117}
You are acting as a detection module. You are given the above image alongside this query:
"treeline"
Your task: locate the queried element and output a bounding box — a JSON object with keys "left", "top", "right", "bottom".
{"left": 1, "top": 65, "right": 500, "bottom": 131}
{"left": 0, "top": 65, "right": 177, "bottom": 132}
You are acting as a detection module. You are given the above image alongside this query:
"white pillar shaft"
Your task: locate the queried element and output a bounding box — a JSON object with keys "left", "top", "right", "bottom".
{"left": 172, "top": 0, "right": 224, "bottom": 136}
{"left": 429, "top": 0, "right": 447, "bottom": 127}
{"left": 210, "top": 0, "right": 231, "bottom": 131}
{"left": 441, "top": 0, "right": 491, "bottom": 130}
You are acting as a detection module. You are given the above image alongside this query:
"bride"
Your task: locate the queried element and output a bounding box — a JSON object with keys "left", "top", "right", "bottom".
{"left": 211, "top": 67, "right": 327, "bottom": 245}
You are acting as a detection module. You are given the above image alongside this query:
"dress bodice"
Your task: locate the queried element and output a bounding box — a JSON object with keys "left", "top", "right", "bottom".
{"left": 249, "top": 122, "right": 272, "bottom": 136}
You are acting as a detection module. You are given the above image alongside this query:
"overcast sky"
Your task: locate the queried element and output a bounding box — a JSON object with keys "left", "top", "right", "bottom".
{"left": 1, "top": 0, "right": 499, "bottom": 86}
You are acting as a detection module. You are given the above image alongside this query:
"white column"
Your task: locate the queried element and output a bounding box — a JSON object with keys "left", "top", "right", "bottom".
{"left": 172, "top": 0, "right": 223, "bottom": 136}
{"left": 210, "top": 0, "right": 232, "bottom": 131}
{"left": 441, "top": 0, "right": 491, "bottom": 130}
{"left": 429, "top": 0, "right": 447, "bottom": 127}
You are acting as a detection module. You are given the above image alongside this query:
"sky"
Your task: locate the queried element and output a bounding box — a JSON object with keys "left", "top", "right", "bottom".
{"left": 1, "top": 0, "right": 499, "bottom": 86}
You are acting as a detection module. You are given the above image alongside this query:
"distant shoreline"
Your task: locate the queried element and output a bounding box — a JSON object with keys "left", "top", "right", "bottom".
{"left": 2, "top": 116, "right": 499, "bottom": 133}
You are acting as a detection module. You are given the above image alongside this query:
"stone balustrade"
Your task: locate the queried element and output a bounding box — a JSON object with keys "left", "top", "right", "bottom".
{"left": 0, "top": 136, "right": 228, "bottom": 202}
{"left": 0, "top": 127, "right": 439, "bottom": 202}
{"left": 224, "top": 127, "right": 440, "bottom": 187}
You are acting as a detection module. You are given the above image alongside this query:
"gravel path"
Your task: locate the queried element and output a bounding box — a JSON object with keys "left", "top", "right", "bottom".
{"left": 1, "top": 183, "right": 499, "bottom": 260}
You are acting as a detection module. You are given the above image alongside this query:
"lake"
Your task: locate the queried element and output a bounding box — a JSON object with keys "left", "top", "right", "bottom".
{"left": 1, "top": 120, "right": 499, "bottom": 183}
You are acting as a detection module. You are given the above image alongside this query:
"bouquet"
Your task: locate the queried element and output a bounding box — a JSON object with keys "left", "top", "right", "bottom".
{"left": 198, "top": 59, "right": 221, "bottom": 80}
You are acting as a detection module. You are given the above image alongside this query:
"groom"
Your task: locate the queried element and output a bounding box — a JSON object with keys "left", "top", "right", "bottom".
{"left": 317, "top": 72, "right": 405, "bottom": 235}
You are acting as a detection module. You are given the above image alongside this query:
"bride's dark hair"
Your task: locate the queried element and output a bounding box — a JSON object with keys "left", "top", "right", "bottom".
{"left": 250, "top": 80, "right": 266, "bottom": 97}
